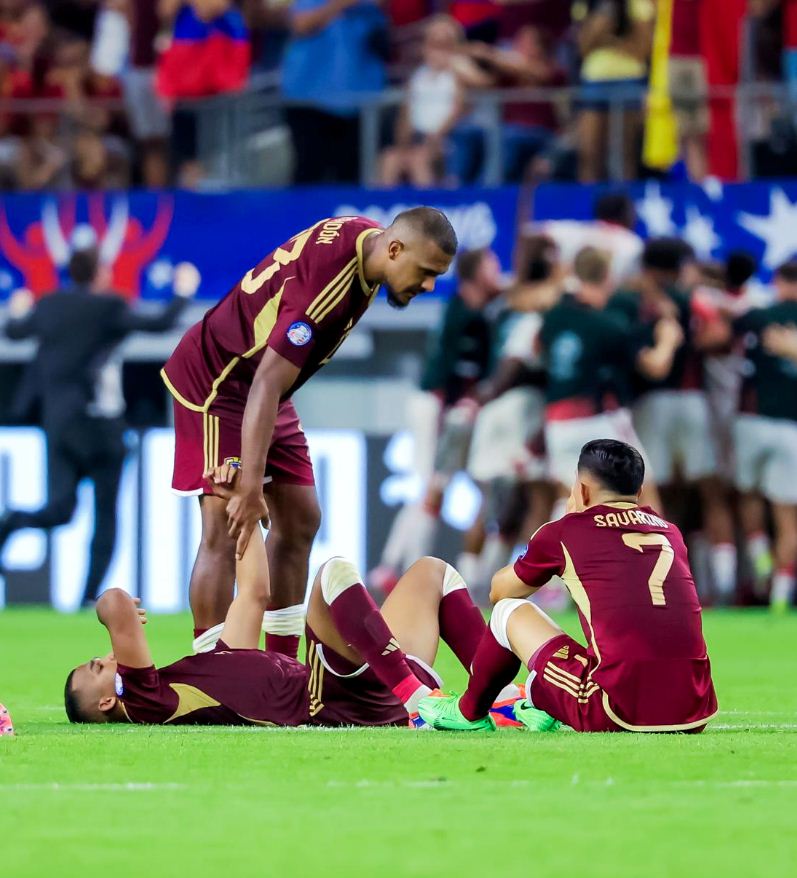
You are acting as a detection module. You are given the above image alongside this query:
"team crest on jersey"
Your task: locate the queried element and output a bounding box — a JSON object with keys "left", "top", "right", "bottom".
{"left": 287, "top": 321, "right": 313, "bottom": 346}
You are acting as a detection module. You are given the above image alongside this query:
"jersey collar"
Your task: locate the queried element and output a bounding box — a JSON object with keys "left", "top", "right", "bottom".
{"left": 356, "top": 228, "right": 382, "bottom": 296}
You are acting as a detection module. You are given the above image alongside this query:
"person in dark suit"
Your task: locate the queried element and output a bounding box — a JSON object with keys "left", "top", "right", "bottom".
{"left": 0, "top": 238, "right": 198, "bottom": 606}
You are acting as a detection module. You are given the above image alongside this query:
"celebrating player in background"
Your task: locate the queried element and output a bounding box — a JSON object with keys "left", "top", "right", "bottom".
{"left": 63, "top": 465, "right": 518, "bottom": 729}
{"left": 539, "top": 246, "right": 681, "bottom": 516}
{"left": 369, "top": 246, "right": 502, "bottom": 594}
{"left": 732, "top": 261, "right": 797, "bottom": 612}
{"left": 161, "top": 210, "right": 457, "bottom": 658}
{"left": 419, "top": 440, "right": 718, "bottom": 733}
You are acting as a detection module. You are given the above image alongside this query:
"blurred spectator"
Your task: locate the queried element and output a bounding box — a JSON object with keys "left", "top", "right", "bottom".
{"left": 156, "top": 0, "right": 251, "bottom": 187}
{"left": 378, "top": 14, "right": 465, "bottom": 187}
{"left": 119, "top": 0, "right": 170, "bottom": 187}
{"left": 449, "top": 0, "right": 499, "bottom": 42}
{"left": 281, "top": 0, "right": 388, "bottom": 184}
{"left": 573, "top": 0, "right": 655, "bottom": 181}
{"left": 669, "top": 0, "right": 708, "bottom": 181}
{"left": 458, "top": 25, "right": 566, "bottom": 182}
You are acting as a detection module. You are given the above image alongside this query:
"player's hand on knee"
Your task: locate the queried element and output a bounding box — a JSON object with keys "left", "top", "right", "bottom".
{"left": 203, "top": 462, "right": 241, "bottom": 499}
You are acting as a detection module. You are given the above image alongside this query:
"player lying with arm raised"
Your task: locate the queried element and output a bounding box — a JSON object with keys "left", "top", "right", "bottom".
{"left": 64, "top": 466, "right": 520, "bottom": 728}
{"left": 419, "top": 439, "right": 718, "bottom": 733}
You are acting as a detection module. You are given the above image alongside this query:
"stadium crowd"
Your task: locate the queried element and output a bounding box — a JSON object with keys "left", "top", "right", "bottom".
{"left": 1, "top": 1, "right": 797, "bottom": 188}
{"left": 369, "top": 192, "right": 797, "bottom": 612}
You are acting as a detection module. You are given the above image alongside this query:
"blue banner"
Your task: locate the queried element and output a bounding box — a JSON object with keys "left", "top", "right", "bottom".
{"left": 0, "top": 187, "right": 519, "bottom": 302}
{"left": 533, "top": 180, "right": 797, "bottom": 281}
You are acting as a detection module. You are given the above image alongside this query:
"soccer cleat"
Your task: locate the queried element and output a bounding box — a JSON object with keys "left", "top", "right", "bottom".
{"left": 512, "top": 699, "right": 561, "bottom": 732}
{"left": 489, "top": 684, "right": 526, "bottom": 728}
{"left": 0, "top": 703, "right": 14, "bottom": 736}
{"left": 417, "top": 691, "right": 496, "bottom": 732}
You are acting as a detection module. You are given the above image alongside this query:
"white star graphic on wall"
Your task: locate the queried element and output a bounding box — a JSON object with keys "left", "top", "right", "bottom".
{"left": 682, "top": 205, "right": 721, "bottom": 258}
{"left": 737, "top": 188, "right": 797, "bottom": 269}
{"left": 635, "top": 181, "right": 676, "bottom": 236}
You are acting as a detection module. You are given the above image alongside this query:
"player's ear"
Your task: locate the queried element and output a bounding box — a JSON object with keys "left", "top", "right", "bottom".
{"left": 387, "top": 239, "right": 405, "bottom": 259}
{"left": 580, "top": 481, "right": 590, "bottom": 509}
{"left": 98, "top": 695, "right": 117, "bottom": 714}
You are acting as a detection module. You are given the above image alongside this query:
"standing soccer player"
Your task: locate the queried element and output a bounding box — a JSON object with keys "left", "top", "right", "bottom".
{"left": 161, "top": 210, "right": 456, "bottom": 657}
{"left": 419, "top": 439, "right": 718, "bottom": 733}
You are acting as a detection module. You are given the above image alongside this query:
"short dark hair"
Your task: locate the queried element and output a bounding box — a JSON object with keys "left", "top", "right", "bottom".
{"left": 577, "top": 439, "right": 645, "bottom": 495}
{"left": 642, "top": 237, "right": 688, "bottom": 274}
{"left": 393, "top": 207, "right": 458, "bottom": 256}
{"left": 594, "top": 191, "right": 635, "bottom": 229}
{"left": 456, "top": 248, "right": 488, "bottom": 283}
{"left": 725, "top": 250, "right": 757, "bottom": 290}
{"left": 64, "top": 669, "right": 87, "bottom": 723}
{"left": 68, "top": 248, "right": 98, "bottom": 285}
{"left": 775, "top": 260, "right": 797, "bottom": 283}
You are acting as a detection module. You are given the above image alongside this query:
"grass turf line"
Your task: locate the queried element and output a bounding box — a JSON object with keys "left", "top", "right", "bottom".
{"left": 1, "top": 608, "right": 795, "bottom": 878}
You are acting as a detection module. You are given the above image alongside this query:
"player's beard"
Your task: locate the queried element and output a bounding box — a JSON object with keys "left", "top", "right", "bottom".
{"left": 386, "top": 288, "right": 410, "bottom": 310}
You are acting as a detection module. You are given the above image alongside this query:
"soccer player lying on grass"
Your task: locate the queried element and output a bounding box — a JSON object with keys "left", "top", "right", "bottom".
{"left": 64, "top": 466, "right": 522, "bottom": 728}
{"left": 419, "top": 439, "right": 719, "bottom": 733}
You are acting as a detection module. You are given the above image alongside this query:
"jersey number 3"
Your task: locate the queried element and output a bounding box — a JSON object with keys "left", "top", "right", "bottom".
{"left": 622, "top": 533, "right": 674, "bottom": 607}
{"left": 240, "top": 227, "right": 313, "bottom": 294}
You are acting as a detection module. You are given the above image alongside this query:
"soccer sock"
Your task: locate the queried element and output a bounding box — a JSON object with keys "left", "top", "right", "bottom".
{"left": 263, "top": 605, "right": 305, "bottom": 659}
{"left": 193, "top": 627, "right": 208, "bottom": 640}
{"left": 321, "top": 558, "right": 427, "bottom": 709}
{"left": 747, "top": 532, "right": 773, "bottom": 583}
{"left": 709, "top": 543, "right": 737, "bottom": 601}
{"left": 771, "top": 567, "right": 795, "bottom": 607}
{"left": 439, "top": 563, "right": 488, "bottom": 670}
{"left": 459, "top": 599, "right": 525, "bottom": 721}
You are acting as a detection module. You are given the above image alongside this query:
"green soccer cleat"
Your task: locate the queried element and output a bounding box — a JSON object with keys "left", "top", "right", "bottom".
{"left": 417, "top": 691, "right": 497, "bottom": 732}
{"left": 512, "top": 699, "right": 561, "bottom": 732}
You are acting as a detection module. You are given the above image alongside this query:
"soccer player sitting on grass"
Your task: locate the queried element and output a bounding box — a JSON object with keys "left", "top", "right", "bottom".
{"left": 64, "top": 464, "right": 524, "bottom": 728}
{"left": 418, "top": 439, "right": 718, "bottom": 733}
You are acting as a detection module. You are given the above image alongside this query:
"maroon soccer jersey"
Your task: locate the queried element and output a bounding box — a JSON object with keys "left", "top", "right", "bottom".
{"left": 161, "top": 216, "right": 383, "bottom": 410}
{"left": 514, "top": 503, "right": 717, "bottom": 731}
{"left": 116, "top": 644, "right": 310, "bottom": 725}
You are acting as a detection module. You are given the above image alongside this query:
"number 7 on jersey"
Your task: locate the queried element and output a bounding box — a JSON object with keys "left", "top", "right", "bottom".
{"left": 622, "top": 532, "right": 674, "bottom": 606}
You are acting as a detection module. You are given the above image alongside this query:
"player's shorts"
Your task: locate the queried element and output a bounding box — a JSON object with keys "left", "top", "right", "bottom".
{"left": 544, "top": 407, "right": 648, "bottom": 488}
{"left": 734, "top": 414, "right": 797, "bottom": 504}
{"left": 526, "top": 634, "right": 710, "bottom": 734}
{"left": 171, "top": 397, "right": 315, "bottom": 494}
{"left": 668, "top": 56, "right": 709, "bottom": 137}
{"left": 468, "top": 387, "right": 546, "bottom": 483}
{"left": 632, "top": 390, "right": 717, "bottom": 484}
{"left": 304, "top": 625, "right": 442, "bottom": 727}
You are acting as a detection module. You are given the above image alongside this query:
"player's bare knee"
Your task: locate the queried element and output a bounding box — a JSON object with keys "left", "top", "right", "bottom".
{"left": 406, "top": 556, "right": 446, "bottom": 583}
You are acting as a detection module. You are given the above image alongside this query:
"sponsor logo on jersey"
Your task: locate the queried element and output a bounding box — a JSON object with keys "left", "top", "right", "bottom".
{"left": 287, "top": 321, "right": 313, "bottom": 346}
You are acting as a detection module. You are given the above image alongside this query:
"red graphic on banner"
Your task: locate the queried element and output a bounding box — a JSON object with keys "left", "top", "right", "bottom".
{"left": 0, "top": 195, "right": 174, "bottom": 298}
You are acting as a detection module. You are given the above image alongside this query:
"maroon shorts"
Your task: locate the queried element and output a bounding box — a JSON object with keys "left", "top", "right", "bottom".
{"left": 528, "top": 635, "right": 710, "bottom": 734}
{"left": 304, "top": 626, "right": 442, "bottom": 727}
{"left": 171, "top": 397, "right": 315, "bottom": 494}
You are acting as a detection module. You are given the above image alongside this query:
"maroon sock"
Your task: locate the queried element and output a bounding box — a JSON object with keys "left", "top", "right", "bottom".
{"left": 459, "top": 628, "right": 521, "bottom": 721}
{"left": 439, "top": 588, "right": 487, "bottom": 671}
{"left": 266, "top": 633, "right": 300, "bottom": 660}
{"left": 193, "top": 627, "right": 208, "bottom": 640}
{"left": 327, "top": 583, "right": 421, "bottom": 696}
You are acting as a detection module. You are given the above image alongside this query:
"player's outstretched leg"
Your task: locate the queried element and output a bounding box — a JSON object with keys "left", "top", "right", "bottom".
{"left": 308, "top": 557, "right": 433, "bottom": 720}
{"left": 419, "top": 598, "right": 560, "bottom": 732}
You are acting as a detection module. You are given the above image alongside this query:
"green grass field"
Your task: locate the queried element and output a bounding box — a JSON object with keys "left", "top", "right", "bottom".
{"left": 1, "top": 608, "right": 795, "bottom": 878}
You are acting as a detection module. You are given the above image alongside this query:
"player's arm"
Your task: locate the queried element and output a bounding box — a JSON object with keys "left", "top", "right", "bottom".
{"left": 225, "top": 348, "right": 300, "bottom": 558}
{"left": 635, "top": 316, "right": 684, "bottom": 380}
{"left": 95, "top": 589, "right": 153, "bottom": 669}
{"left": 762, "top": 323, "right": 797, "bottom": 363}
{"left": 207, "top": 464, "right": 271, "bottom": 649}
{"left": 489, "top": 521, "right": 564, "bottom": 603}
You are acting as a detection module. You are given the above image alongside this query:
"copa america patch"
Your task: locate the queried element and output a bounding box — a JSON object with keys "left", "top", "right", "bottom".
{"left": 115, "top": 673, "right": 124, "bottom": 696}
{"left": 287, "top": 321, "right": 313, "bottom": 346}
